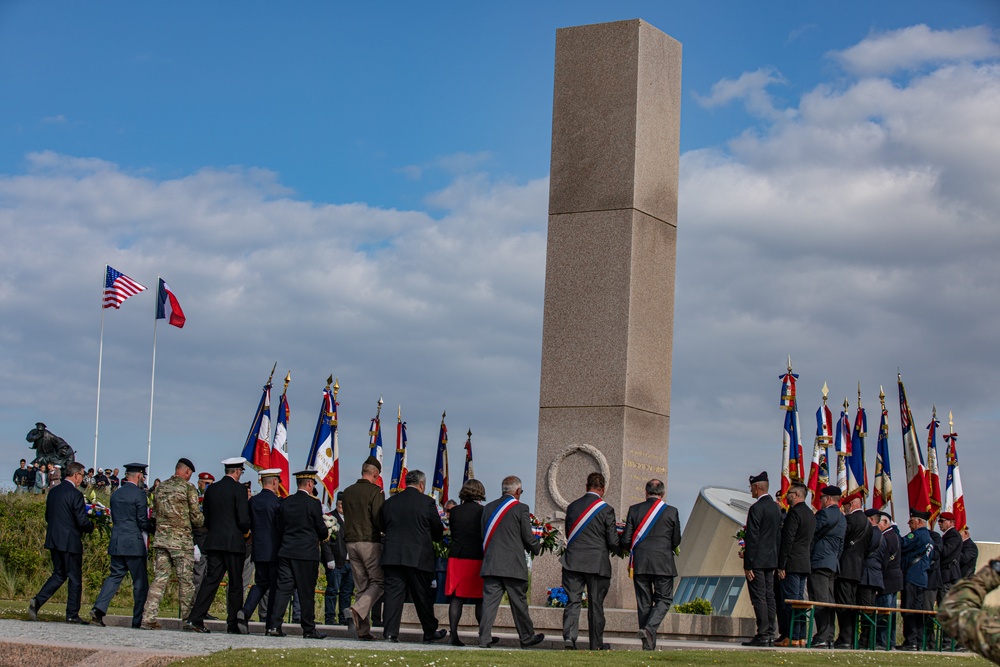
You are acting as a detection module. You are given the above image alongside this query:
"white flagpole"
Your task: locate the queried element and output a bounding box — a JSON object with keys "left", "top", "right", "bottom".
{"left": 94, "top": 267, "right": 107, "bottom": 472}
{"left": 147, "top": 277, "right": 160, "bottom": 468}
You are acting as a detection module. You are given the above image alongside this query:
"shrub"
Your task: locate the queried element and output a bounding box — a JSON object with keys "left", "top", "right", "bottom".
{"left": 673, "top": 597, "right": 713, "bottom": 615}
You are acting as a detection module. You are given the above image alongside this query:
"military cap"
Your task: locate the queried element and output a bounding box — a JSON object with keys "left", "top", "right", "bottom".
{"left": 177, "top": 457, "right": 196, "bottom": 473}
{"left": 939, "top": 511, "right": 956, "bottom": 521}
{"left": 910, "top": 510, "right": 931, "bottom": 520}
{"left": 363, "top": 455, "right": 382, "bottom": 472}
{"left": 258, "top": 468, "right": 282, "bottom": 479}
{"left": 821, "top": 485, "right": 842, "bottom": 497}
{"left": 198, "top": 471, "right": 216, "bottom": 482}
{"left": 123, "top": 462, "right": 148, "bottom": 473}
{"left": 243, "top": 481, "right": 252, "bottom": 489}
{"left": 294, "top": 469, "right": 318, "bottom": 481}
{"left": 222, "top": 456, "right": 246, "bottom": 470}
{"left": 336, "top": 491, "right": 345, "bottom": 501}
{"left": 864, "top": 508, "right": 890, "bottom": 520}
{"left": 749, "top": 471, "right": 768, "bottom": 484}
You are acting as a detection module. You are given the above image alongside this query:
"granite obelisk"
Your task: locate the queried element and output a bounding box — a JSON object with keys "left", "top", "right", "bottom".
{"left": 532, "top": 19, "right": 681, "bottom": 609}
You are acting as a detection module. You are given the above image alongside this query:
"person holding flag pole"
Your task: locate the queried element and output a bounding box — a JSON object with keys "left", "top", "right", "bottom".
{"left": 146, "top": 277, "right": 185, "bottom": 467}
{"left": 463, "top": 430, "right": 475, "bottom": 486}
{"left": 431, "top": 412, "right": 449, "bottom": 506}
{"left": 872, "top": 387, "right": 895, "bottom": 519}
{"left": 271, "top": 372, "right": 292, "bottom": 497}
{"left": 94, "top": 265, "right": 146, "bottom": 470}
{"left": 807, "top": 384, "right": 833, "bottom": 510}
{"left": 368, "top": 397, "right": 385, "bottom": 489}
{"left": 240, "top": 364, "right": 276, "bottom": 471}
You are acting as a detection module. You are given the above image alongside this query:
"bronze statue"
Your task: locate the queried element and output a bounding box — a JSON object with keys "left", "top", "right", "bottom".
{"left": 26, "top": 422, "right": 76, "bottom": 470}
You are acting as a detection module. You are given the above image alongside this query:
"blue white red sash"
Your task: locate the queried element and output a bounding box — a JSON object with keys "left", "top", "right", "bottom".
{"left": 566, "top": 495, "right": 608, "bottom": 546}
{"left": 483, "top": 496, "right": 519, "bottom": 552}
{"left": 628, "top": 499, "right": 666, "bottom": 577}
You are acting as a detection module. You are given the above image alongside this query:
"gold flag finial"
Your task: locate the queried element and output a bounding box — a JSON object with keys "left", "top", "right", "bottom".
{"left": 857, "top": 382, "right": 862, "bottom": 409}
{"left": 879, "top": 385, "right": 885, "bottom": 409}
{"left": 822, "top": 382, "right": 829, "bottom": 404}
{"left": 325, "top": 375, "right": 333, "bottom": 389}
{"left": 843, "top": 397, "right": 849, "bottom": 412}
{"left": 787, "top": 355, "right": 793, "bottom": 373}
{"left": 333, "top": 377, "right": 339, "bottom": 400}
{"left": 267, "top": 361, "right": 277, "bottom": 384}
{"left": 376, "top": 395, "right": 384, "bottom": 418}
{"left": 398, "top": 405, "right": 401, "bottom": 419}
{"left": 282, "top": 371, "right": 291, "bottom": 396}
{"left": 949, "top": 410, "right": 954, "bottom": 431}
{"left": 932, "top": 405, "right": 937, "bottom": 420}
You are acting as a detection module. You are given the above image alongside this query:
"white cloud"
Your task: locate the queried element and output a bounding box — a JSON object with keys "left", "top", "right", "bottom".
{"left": 693, "top": 68, "right": 795, "bottom": 121}
{"left": 830, "top": 24, "right": 1000, "bottom": 76}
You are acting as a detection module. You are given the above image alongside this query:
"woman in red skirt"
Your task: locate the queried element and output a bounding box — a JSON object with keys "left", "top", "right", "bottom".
{"left": 445, "top": 478, "right": 487, "bottom": 645}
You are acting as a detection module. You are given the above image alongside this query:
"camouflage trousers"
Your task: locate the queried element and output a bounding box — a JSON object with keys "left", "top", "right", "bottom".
{"left": 142, "top": 547, "right": 195, "bottom": 624}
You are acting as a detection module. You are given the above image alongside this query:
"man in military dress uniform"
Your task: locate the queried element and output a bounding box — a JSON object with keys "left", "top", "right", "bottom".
{"left": 188, "top": 457, "right": 252, "bottom": 634}
{"left": 237, "top": 468, "right": 282, "bottom": 634}
{"left": 560, "top": 472, "right": 620, "bottom": 651}
{"left": 91, "top": 462, "right": 154, "bottom": 628}
{"left": 141, "top": 458, "right": 204, "bottom": 629}
{"left": 741, "top": 471, "right": 781, "bottom": 647}
{"left": 343, "top": 455, "right": 386, "bottom": 640}
{"left": 939, "top": 559, "right": 1000, "bottom": 665}
{"left": 267, "top": 469, "right": 329, "bottom": 639}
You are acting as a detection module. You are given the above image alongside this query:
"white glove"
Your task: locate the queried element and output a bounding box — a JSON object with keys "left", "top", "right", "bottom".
{"left": 326, "top": 561, "right": 336, "bottom": 570}
{"left": 193, "top": 544, "right": 202, "bottom": 563}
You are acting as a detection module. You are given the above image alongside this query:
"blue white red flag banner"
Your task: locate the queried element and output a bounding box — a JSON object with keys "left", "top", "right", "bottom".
{"left": 872, "top": 399, "right": 894, "bottom": 515}
{"left": 808, "top": 400, "right": 833, "bottom": 510}
{"left": 389, "top": 409, "right": 408, "bottom": 495}
{"left": 463, "top": 431, "right": 474, "bottom": 485}
{"left": 431, "top": 415, "right": 449, "bottom": 505}
{"left": 566, "top": 495, "right": 607, "bottom": 546}
{"left": 272, "top": 392, "right": 290, "bottom": 497}
{"left": 155, "top": 278, "right": 186, "bottom": 328}
{"left": 834, "top": 404, "right": 853, "bottom": 494}
{"left": 369, "top": 412, "right": 384, "bottom": 489}
{"left": 240, "top": 377, "right": 273, "bottom": 471}
{"left": 898, "top": 375, "right": 931, "bottom": 516}
{"left": 779, "top": 370, "right": 796, "bottom": 411}
{"left": 926, "top": 410, "right": 942, "bottom": 523}
{"left": 943, "top": 423, "right": 966, "bottom": 531}
{"left": 846, "top": 398, "right": 868, "bottom": 503}
{"left": 306, "top": 381, "right": 339, "bottom": 501}
{"left": 103, "top": 265, "right": 146, "bottom": 309}
{"left": 778, "top": 368, "right": 803, "bottom": 508}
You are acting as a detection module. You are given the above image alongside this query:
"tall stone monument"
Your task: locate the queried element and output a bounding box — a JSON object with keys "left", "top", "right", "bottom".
{"left": 532, "top": 19, "right": 682, "bottom": 609}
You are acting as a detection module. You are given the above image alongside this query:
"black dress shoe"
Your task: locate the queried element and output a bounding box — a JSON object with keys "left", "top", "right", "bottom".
{"left": 235, "top": 609, "right": 249, "bottom": 635}
{"left": 563, "top": 639, "right": 577, "bottom": 650}
{"left": 896, "top": 643, "right": 918, "bottom": 651}
{"left": 265, "top": 628, "right": 286, "bottom": 637}
{"left": 358, "top": 633, "right": 376, "bottom": 641}
{"left": 741, "top": 637, "right": 769, "bottom": 647}
{"left": 66, "top": 616, "right": 90, "bottom": 625}
{"left": 490, "top": 636, "right": 501, "bottom": 645}
{"left": 304, "top": 631, "right": 327, "bottom": 640}
{"left": 424, "top": 629, "right": 447, "bottom": 644}
{"left": 204, "top": 613, "right": 219, "bottom": 621}
{"left": 640, "top": 627, "right": 654, "bottom": 651}
{"left": 450, "top": 635, "right": 465, "bottom": 647}
{"left": 27, "top": 599, "right": 39, "bottom": 622}
{"left": 833, "top": 641, "right": 852, "bottom": 650}
{"left": 90, "top": 608, "right": 106, "bottom": 627}
{"left": 598, "top": 644, "right": 612, "bottom": 651}
{"left": 384, "top": 636, "right": 399, "bottom": 643}
{"left": 520, "top": 633, "right": 545, "bottom": 648}
{"left": 183, "top": 622, "right": 210, "bottom": 633}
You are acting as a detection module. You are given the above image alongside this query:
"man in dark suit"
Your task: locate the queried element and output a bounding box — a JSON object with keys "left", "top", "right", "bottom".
{"left": 776, "top": 482, "right": 815, "bottom": 647}
{"left": 834, "top": 492, "right": 872, "bottom": 648}
{"left": 873, "top": 510, "right": 902, "bottom": 650}
{"left": 938, "top": 512, "right": 963, "bottom": 598}
{"left": 322, "top": 492, "right": 353, "bottom": 625}
{"left": 742, "top": 471, "right": 782, "bottom": 647}
{"left": 559, "top": 472, "right": 619, "bottom": 651}
{"left": 91, "top": 462, "right": 154, "bottom": 628}
{"left": 857, "top": 508, "right": 886, "bottom": 648}
{"left": 809, "top": 485, "right": 846, "bottom": 647}
{"left": 478, "top": 475, "right": 544, "bottom": 649}
{"left": 960, "top": 528, "right": 979, "bottom": 579}
{"left": 237, "top": 468, "right": 282, "bottom": 634}
{"left": 27, "top": 461, "right": 94, "bottom": 624}
{"left": 622, "top": 478, "right": 681, "bottom": 651}
{"left": 187, "top": 457, "right": 252, "bottom": 634}
{"left": 380, "top": 470, "right": 447, "bottom": 643}
{"left": 267, "top": 469, "right": 329, "bottom": 639}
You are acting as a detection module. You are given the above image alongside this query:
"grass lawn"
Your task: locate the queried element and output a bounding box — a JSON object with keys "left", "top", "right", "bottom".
{"left": 164, "top": 647, "right": 990, "bottom": 667}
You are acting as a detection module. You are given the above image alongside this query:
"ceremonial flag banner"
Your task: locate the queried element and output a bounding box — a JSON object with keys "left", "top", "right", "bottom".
{"left": 432, "top": 414, "right": 449, "bottom": 505}
{"left": 463, "top": 430, "right": 475, "bottom": 486}
{"left": 306, "top": 380, "right": 339, "bottom": 501}
{"left": 872, "top": 394, "right": 894, "bottom": 515}
{"left": 898, "top": 375, "right": 931, "bottom": 516}
{"left": 389, "top": 409, "right": 408, "bottom": 495}
{"left": 155, "top": 278, "right": 186, "bottom": 328}
{"left": 808, "top": 396, "right": 833, "bottom": 510}
{"left": 847, "top": 395, "right": 868, "bottom": 503}
{"left": 926, "top": 410, "right": 943, "bottom": 523}
{"left": 778, "top": 367, "right": 803, "bottom": 508}
{"left": 834, "top": 403, "right": 852, "bottom": 494}
{"left": 272, "top": 391, "right": 290, "bottom": 497}
{"left": 369, "top": 408, "right": 384, "bottom": 489}
{"left": 103, "top": 265, "right": 146, "bottom": 309}
{"left": 943, "top": 418, "right": 966, "bottom": 531}
{"left": 240, "top": 375, "right": 273, "bottom": 470}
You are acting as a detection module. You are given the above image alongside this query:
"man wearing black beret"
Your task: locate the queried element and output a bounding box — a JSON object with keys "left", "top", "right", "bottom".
{"left": 742, "top": 472, "right": 782, "bottom": 647}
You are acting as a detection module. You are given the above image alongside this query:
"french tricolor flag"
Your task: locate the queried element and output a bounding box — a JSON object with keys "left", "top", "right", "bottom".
{"left": 156, "top": 278, "right": 186, "bottom": 328}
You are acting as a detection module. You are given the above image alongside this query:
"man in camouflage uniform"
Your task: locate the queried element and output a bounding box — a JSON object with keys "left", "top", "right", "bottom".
{"left": 141, "top": 457, "right": 204, "bottom": 629}
{"left": 939, "top": 560, "right": 1000, "bottom": 665}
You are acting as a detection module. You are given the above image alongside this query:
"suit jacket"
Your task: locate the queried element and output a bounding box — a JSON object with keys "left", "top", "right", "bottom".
{"left": 622, "top": 498, "right": 682, "bottom": 577}
{"left": 479, "top": 495, "right": 540, "bottom": 580}
{"left": 940, "top": 527, "right": 963, "bottom": 584}
{"left": 839, "top": 509, "right": 871, "bottom": 581}
{"left": 43, "top": 480, "right": 94, "bottom": 554}
{"left": 960, "top": 538, "right": 979, "bottom": 579}
{"left": 927, "top": 530, "right": 944, "bottom": 589}
{"left": 380, "top": 486, "right": 444, "bottom": 572}
{"left": 810, "top": 505, "right": 846, "bottom": 572}
{"left": 248, "top": 488, "right": 281, "bottom": 563}
{"left": 447, "top": 500, "right": 484, "bottom": 560}
{"left": 744, "top": 494, "right": 781, "bottom": 571}
{"left": 778, "top": 501, "right": 816, "bottom": 574}
{"left": 560, "top": 492, "right": 619, "bottom": 577}
{"left": 108, "top": 481, "right": 152, "bottom": 557}
{"left": 859, "top": 526, "right": 885, "bottom": 588}
{"left": 276, "top": 489, "right": 328, "bottom": 561}
{"left": 880, "top": 526, "right": 904, "bottom": 594}
{"left": 201, "top": 475, "right": 251, "bottom": 554}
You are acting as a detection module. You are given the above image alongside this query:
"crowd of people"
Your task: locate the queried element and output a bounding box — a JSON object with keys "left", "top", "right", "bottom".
{"left": 741, "top": 472, "right": 980, "bottom": 651}
{"left": 13, "top": 458, "right": 121, "bottom": 494}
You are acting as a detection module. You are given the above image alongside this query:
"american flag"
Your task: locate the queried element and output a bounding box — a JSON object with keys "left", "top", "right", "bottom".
{"left": 103, "top": 265, "right": 146, "bottom": 309}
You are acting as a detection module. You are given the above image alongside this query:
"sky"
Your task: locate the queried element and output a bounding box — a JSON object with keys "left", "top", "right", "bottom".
{"left": 2, "top": 2, "right": 999, "bottom": 538}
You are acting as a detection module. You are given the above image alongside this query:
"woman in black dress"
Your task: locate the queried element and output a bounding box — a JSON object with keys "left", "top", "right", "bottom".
{"left": 444, "top": 479, "right": 486, "bottom": 645}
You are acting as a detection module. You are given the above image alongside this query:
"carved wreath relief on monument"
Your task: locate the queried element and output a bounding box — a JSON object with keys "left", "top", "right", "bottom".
{"left": 546, "top": 443, "right": 611, "bottom": 512}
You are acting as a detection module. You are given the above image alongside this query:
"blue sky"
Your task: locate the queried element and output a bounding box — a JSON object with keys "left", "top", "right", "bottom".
{"left": 2, "top": 2, "right": 1000, "bottom": 540}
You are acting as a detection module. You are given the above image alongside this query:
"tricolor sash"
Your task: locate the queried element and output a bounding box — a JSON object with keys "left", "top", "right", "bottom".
{"left": 483, "top": 496, "right": 519, "bottom": 552}
{"left": 628, "top": 499, "right": 667, "bottom": 577}
{"left": 566, "top": 495, "right": 608, "bottom": 547}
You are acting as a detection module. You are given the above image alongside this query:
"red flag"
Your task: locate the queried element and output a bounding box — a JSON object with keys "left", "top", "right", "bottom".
{"left": 898, "top": 375, "right": 931, "bottom": 516}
